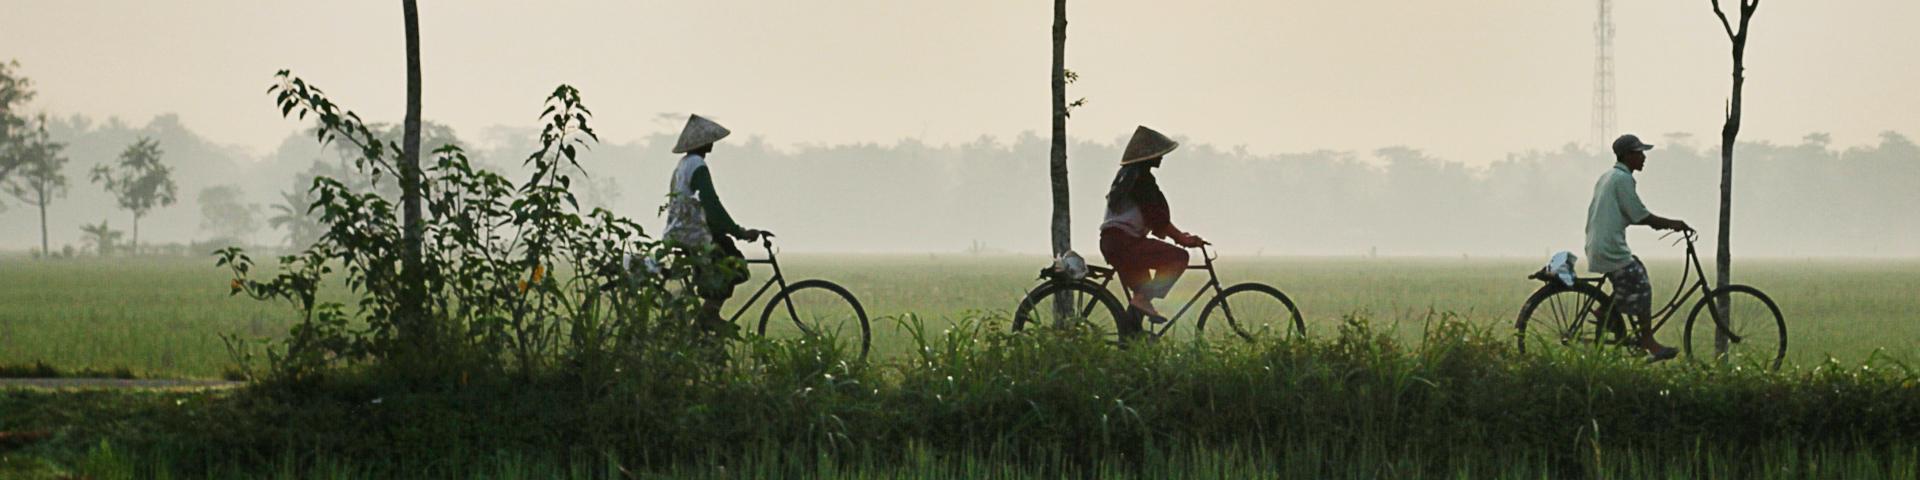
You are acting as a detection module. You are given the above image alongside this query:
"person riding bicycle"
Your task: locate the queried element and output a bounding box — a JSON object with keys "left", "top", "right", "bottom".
{"left": 1101, "top": 126, "right": 1207, "bottom": 338}
{"left": 1587, "top": 134, "right": 1693, "bottom": 362}
{"left": 663, "top": 114, "right": 773, "bottom": 337}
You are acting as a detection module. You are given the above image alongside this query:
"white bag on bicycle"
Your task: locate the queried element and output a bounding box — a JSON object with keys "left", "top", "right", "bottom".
{"left": 1540, "top": 251, "right": 1579, "bottom": 286}
{"left": 1050, "top": 250, "right": 1090, "bottom": 280}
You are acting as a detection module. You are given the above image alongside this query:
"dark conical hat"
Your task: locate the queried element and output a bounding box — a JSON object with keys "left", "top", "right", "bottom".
{"left": 1120, "top": 126, "right": 1179, "bottom": 165}
{"left": 672, "top": 114, "right": 732, "bottom": 154}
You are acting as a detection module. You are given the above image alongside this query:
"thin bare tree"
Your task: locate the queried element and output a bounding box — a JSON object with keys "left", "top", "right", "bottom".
{"left": 1710, "top": 0, "right": 1759, "bottom": 353}
{"left": 1049, "top": 0, "right": 1070, "bottom": 264}
{"left": 399, "top": 0, "right": 429, "bottom": 342}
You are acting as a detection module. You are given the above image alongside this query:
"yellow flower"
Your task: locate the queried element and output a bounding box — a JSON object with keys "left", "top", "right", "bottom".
{"left": 517, "top": 280, "right": 529, "bottom": 294}
{"left": 530, "top": 265, "right": 545, "bottom": 284}
{"left": 229, "top": 279, "right": 243, "bottom": 291}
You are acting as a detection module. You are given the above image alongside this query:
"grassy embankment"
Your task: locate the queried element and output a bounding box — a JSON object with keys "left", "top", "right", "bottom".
{"left": 4, "top": 310, "right": 1920, "bottom": 478}
{"left": 3, "top": 255, "right": 1916, "bottom": 377}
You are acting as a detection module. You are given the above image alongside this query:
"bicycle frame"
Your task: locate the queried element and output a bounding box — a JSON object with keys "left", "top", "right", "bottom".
{"left": 1081, "top": 245, "right": 1226, "bottom": 337}
{"left": 1592, "top": 232, "right": 1739, "bottom": 342}
{"left": 723, "top": 238, "right": 795, "bottom": 325}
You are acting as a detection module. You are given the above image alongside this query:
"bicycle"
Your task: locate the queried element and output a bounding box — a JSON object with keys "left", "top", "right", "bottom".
{"left": 709, "top": 236, "right": 872, "bottom": 361}
{"left": 1514, "top": 230, "right": 1786, "bottom": 369}
{"left": 1011, "top": 244, "right": 1304, "bottom": 343}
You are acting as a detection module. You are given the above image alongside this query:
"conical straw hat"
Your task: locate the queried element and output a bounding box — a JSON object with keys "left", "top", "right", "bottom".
{"left": 672, "top": 114, "right": 732, "bottom": 154}
{"left": 1120, "top": 126, "right": 1179, "bottom": 165}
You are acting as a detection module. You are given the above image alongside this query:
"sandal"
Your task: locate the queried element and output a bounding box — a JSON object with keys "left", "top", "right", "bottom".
{"left": 1644, "top": 346, "right": 1679, "bottom": 364}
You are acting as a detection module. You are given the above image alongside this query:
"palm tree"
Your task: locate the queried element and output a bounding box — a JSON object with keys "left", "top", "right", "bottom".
{"left": 267, "top": 189, "right": 323, "bottom": 247}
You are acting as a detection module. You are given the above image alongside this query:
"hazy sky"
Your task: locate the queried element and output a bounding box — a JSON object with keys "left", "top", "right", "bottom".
{"left": 4, "top": 1, "right": 1917, "bottom": 164}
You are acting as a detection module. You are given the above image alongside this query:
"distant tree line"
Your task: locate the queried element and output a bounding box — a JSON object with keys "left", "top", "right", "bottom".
{"left": 3, "top": 61, "right": 1916, "bottom": 259}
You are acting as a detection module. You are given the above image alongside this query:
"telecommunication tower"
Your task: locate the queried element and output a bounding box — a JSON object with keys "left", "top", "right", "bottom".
{"left": 1590, "top": 0, "right": 1617, "bottom": 149}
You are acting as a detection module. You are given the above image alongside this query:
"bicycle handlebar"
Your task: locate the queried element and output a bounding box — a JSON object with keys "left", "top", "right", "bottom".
{"left": 1659, "top": 229, "right": 1701, "bottom": 247}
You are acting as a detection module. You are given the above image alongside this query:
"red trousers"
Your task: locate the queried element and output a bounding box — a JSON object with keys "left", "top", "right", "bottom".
{"left": 1099, "top": 229, "right": 1188, "bottom": 299}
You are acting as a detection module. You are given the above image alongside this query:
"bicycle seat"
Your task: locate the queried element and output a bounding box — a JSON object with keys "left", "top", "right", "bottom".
{"left": 1528, "top": 268, "right": 1604, "bottom": 286}
{"left": 1038, "top": 264, "right": 1114, "bottom": 282}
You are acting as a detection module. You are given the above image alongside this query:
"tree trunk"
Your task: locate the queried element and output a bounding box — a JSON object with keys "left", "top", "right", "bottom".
{"left": 131, "top": 213, "right": 141, "bottom": 256}
{"left": 397, "top": 0, "right": 432, "bottom": 351}
{"left": 1714, "top": 57, "right": 1741, "bottom": 354}
{"left": 1711, "top": 0, "right": 1757, "bottom": 355}
{"left": 36, "top": 189, "right": 47, "bottom": 257}
{"left": 1048, "top": 0, "right": 1072, "bottom": 327}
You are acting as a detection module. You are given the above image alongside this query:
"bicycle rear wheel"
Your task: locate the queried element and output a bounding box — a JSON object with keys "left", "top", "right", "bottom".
{"left": 1683, "top": 285, "right": 1786, "bottom": 370}
{"left": 758, "top": 279, "right": 871, "bottom": 362}
{"left": 1196, "top": 283, "right": 1304, "bottom": 342}
{"left": 1012, "top": 281, "right": 1128, "bottom": 341}
{"left": 1515, "top": 283, "right": 1613, "bottom": 354}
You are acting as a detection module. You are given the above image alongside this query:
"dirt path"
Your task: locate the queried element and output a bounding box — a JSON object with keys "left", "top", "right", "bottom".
{"left": 0, "top": 378, "right": 242, "bottom": 390}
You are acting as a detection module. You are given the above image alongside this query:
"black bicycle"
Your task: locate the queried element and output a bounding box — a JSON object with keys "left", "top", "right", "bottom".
{"left": 1012, "top": 245, "right": 1303, "bottom": 343}
{"left": 1514, "top": 230, "right": 1786, "bottom": 369}
{"left": 719, "top": 237, "right": 871, "bottom": 360}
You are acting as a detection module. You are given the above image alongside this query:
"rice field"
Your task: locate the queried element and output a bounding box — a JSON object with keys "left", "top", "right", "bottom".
{"left": 4, "top": 254, "right": 1917, "bottom": 378}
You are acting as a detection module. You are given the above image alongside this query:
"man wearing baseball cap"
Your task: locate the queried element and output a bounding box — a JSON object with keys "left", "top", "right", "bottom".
{"left": 1587, "top": 133, "right": 1693, "bottom": 362}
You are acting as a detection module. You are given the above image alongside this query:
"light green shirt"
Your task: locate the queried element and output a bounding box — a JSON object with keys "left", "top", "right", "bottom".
{"left": 1585, "top": 163, "right": 1652, "bottom": 273}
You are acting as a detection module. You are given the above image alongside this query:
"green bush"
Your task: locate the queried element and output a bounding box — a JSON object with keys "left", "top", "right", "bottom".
{"left": 12, "top": 312, "right": 1911, "bottom": 477}
{"left": 218, "top": 75, "right": 738, "bottom": 387}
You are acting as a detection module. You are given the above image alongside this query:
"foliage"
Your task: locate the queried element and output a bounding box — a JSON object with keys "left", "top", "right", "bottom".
{"left": 77, "top": 220, "right": 125, "bottom": 256}
{"left": 9, "top": 313, "right": 1920, "bottom": 477}
{"left": 0, "top": 59, "right": 35, "bottom": 181}
{"left": 89, "top": 136, "right": 179, "bottom": 250}
{"left": 266, "top": 188, "right": 323, "bottom": 248}
{"left": 90, "top": 137, "right": 179, "bottom": 217}
{"left": 196, "top": 184, "right": 262, "bottom": 243}
{"left": 0, "top": 117, "right": 67, "bottom": 211}
{"left": 219, "top": 72, "right": 734, "bottom": 384}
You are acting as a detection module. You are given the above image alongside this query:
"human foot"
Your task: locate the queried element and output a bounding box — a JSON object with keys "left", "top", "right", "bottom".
{"left": 1129, "top": 296, "right": 1167, "bottom": 324}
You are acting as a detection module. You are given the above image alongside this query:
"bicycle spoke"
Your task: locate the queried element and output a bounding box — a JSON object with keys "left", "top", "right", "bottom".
{"left": 1198, "top": 284, "right": 1299, "bottom": 343}
{"left": 760, "top": 284, "right": 868, "bottom": 360}
{"left": 1519, "top": 286, "right": 1604, "bottom": 354}
{"left": 1690, "top": 289, "right": 1785, "bottom": 369}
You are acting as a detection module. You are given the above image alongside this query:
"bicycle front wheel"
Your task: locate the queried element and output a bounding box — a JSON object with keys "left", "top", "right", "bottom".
{"left": 1515, "top": 283, "right": 1612, "bottom": 354}
{"left": 1012, "top": 281, "right": 1127, "bottom": 340}
{"left": 759, "top": 279, "right": 871, "bottom": 362}
{"left": 1683, "top": 285, "right": 1786, "bottom": 370}
{"left": 1196, "top": 283, "right": 1304, "bottom": 342}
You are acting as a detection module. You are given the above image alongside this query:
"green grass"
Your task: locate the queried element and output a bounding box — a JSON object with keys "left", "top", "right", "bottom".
{"left": 3, "top": 255, "right": 1918, "bottom": 378}
{"left": 5, "top": 312, "right": 1920, "bottom": 478}
{"left": 11, "top": 439, "right": 1918, "bottom": 479}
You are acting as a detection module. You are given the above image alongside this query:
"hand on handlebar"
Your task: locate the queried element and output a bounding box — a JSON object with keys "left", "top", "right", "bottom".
{"left": 742, "top": 229, "right": 774, "bottom": 243}
{"left": 1175, "top": 233, "right": 1210, "bottom": 248}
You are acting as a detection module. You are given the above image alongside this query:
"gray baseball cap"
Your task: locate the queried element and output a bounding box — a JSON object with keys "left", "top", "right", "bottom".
{"left": 1612, "top": 134, "right": 1655, "bottom": 155}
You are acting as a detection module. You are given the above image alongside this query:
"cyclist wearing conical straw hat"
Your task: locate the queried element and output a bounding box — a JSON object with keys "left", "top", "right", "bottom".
{"left": 664, "top": 114, "right": 772, "bottom": 336}
{"left": 1100, "top": 126, "right": 1208, "bottom": 338}
{"left": 1587, "top": 134, "right": 1694, "bottom": 362}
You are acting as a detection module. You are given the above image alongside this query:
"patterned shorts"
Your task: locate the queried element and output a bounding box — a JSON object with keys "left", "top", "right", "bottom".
{"left": 1604, "top": 256, "right": 1652, "bottom": 318}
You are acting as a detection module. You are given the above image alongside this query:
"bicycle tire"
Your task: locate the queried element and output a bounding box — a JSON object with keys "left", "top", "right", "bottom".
{"left": 1012, "top": 280, "right": 1128, "bottom": 336}
{"left": 1683, "top": 285, "right": 1786, "bottom": 371}
{"left": 1515, "top": 283, "right": 1613, "bottom": 354}
{"left": 1195, "top": 283, "right": 1305, "bottom": 341}
{"left": 758, "top": 279, "right": 872, "bottom": 362}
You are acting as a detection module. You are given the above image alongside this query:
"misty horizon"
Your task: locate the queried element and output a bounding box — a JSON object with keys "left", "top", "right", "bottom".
{"left": 2, "top": 109, "right": 1914, "bottom": 258}
{"left": 5, "top": 0, "right": 1918, "bottom": 259}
